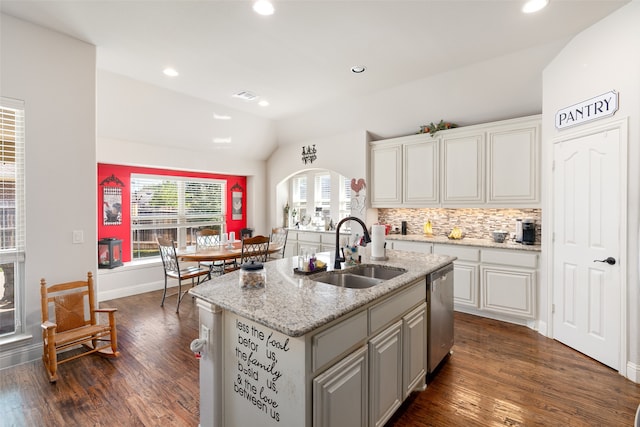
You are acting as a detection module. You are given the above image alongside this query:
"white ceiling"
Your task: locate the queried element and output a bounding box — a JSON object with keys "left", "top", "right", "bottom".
{"left": 1, "top": 0, "right": 629, "bottom": 152}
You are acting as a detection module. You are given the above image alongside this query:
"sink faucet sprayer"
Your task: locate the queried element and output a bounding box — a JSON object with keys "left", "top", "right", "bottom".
{"left": 334, "top": 216, "right": 372, "bottom": 269}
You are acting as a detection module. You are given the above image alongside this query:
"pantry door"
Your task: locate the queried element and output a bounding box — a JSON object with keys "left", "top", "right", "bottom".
{"left": 552, "top": 120, "right": 626, "bottom": 370}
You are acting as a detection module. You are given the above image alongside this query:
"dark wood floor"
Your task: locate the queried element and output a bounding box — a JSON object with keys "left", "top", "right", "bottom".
{"left": 1, "top": 289, "right": 639, "bottom": 426}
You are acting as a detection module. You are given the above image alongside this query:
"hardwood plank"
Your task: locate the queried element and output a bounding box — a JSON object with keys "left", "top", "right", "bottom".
{"left": 1, "top": 290, "right": 638, "bottom": 426}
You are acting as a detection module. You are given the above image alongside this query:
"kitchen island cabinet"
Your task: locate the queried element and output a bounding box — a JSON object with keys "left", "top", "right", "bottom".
{"left": 189, "top": 249, "right": 454, "bottom": 427}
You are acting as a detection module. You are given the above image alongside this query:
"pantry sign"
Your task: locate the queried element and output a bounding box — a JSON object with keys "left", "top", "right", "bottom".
{"left": 556, "top": 90, "right": 618, "bottom": 129}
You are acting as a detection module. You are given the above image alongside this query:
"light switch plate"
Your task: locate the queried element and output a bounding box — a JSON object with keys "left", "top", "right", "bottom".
{"left": 72, "top": 230, "right": 84, "bottom": 244}
{"left": 200, "top": 325, "right": 210, "bottom": 343}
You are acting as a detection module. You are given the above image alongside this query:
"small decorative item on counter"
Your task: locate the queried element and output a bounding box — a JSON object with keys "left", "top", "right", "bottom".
{"left": 239, "top": 261, "right": 266, "bottom": 289}
{"left": 418, "top": 120, "right": 458, "bottom": 137}
{"left": 423, "top": 220, "right": 433, "bottom": 236}
{"left": 492, "top": 230, "right": 508, "bottom": 243}
{"left": 448, "top": 226, "right": 463, "bottom": 240}
{"left": 344, "top": 245, "right": 359, "bottom": 266}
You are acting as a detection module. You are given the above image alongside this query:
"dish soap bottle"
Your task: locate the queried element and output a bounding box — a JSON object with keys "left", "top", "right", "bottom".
{"left": 423, "top": 220, "right": 433, "bottom": 236}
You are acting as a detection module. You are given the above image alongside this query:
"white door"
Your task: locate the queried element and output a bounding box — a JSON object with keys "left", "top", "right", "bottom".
{"left": 552, "top": 124, "right": 624, "bottom": 370}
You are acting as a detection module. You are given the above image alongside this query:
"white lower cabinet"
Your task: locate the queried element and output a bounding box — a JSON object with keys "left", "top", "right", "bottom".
{"left": 451, "top": 262, "right": 479, "bottom": 308}
{"left": 402, "top": 302, "right": 427, "bottom": 398}
{"left": 480, "top": 265, "right": 536, "bottom": 319}
{"left": 312, "top": 279, "right": 428, "bottom": 427}
{"left": 313, "top": 345, "right": 369, "bottom": 427}
{"left": 434, "top": 244, "right": 538, "bottom": 323}
{"left": 369, "top": 320, "right": 403, "bottom": 427}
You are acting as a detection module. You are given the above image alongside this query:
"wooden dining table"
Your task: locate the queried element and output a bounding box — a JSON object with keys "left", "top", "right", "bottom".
{"left": 177, "top": 241, "right": 284, "bottom": 265}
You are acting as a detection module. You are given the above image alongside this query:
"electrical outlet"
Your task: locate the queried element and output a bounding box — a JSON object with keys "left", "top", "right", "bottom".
{"left": 72, "top": 230, "right": 84, "bottom": 244}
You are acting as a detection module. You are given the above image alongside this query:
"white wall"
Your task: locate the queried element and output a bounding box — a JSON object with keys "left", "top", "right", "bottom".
{"left": 95, "top": 71, "right": 272, "bottom": 302}
{"left": 0, "top": 14, "right": 97, "bottom": 368}
{"left": 266, "top": 130, "right": 369, "bottom": 229}
{"left": 542, "top": 1, "right": 640, "bottom": 381}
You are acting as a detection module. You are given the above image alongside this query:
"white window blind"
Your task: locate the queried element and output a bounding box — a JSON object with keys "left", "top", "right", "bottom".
{"left": 130, "top": 174, "right": 226, "bottom": 258}
{"left": 0, "top": 97, "right": 26, "bottom": 337}
{"left": 315, "top": 173, "right": 331, "bottom": 211}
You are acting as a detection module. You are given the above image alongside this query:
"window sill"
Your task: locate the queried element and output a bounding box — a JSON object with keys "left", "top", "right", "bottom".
{"left": 0, "top": 333, "right": 33, "bottom": 348}
{"left": 97, "top": 258, "right": 162, "bottom": 276}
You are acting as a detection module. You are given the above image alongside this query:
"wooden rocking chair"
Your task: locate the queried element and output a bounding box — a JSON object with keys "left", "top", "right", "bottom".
{"left": 40, "top": 272, "right": 120, "bottom": 382}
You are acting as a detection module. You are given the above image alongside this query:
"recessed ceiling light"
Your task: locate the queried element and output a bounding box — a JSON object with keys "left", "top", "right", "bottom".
{"left": 163, "top": 67, "right": 179, "bottom": 77}
{"left": 253, "top": 0, "right": 274, "bottom": 16}
{"left": 522, "top": 0, "right": 549, "bottom": 14}
{"left": 258, "top": 99, "right": 270, "bottom": 107}
{"left": 351, "top": 66, "right": 366, "bottom": 74}
{"left": 213, "top": 137, "right": 232, "bottom": 144}
{"left": 213, "top": 113, "right": 232, "bottom": 120}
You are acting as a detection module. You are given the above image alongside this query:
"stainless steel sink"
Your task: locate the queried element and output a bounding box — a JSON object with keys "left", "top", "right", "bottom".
{"left": 313, "top": 273, "right": 383, "bottom": 289}
{"left": 312, "top": 265, "right": 407, "bottom": 289}
{"left": 346, "top": 264, "right": 407, "bottom": 280}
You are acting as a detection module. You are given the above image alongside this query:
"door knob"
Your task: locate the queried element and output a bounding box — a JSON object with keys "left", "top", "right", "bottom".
{"left": 593, "top": 257, "right": 616, "bottom": 265}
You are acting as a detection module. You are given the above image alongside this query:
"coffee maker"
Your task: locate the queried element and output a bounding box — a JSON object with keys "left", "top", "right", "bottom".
{"left": 522, "top": 219, "right": 536, "bottom": 245}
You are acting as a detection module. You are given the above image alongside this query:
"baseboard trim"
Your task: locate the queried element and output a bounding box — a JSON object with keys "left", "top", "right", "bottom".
{"left": 626, "top": 360, "right": 640, "bottom": 384}
{"left": 98, "top": 280, "right": 166, "bottom": 302}
{"left": 0, "top": 341, "right": 42, "bottom": 371}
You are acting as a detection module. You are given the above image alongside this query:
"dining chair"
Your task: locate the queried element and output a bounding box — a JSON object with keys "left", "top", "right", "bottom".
{"left": 269, "top": 227, "right": 288, "bottom": 260}
{"left": 195, "top": 229, "right": 228, "bottom": 275}
{"left": 226, "top": 235, "right": 270, "bottom": 272}
{"left": 40, "top": 272, "right": 119, "bottom": 382}
{"left": 157, "top": 237, "right": 211, "bottom": 312}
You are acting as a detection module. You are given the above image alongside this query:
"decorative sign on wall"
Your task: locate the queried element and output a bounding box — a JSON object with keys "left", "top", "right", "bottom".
{"left": 231, "top": 183, "right": 243, "bottom": 220}
{"left": 555, "top": 90, "right": 619, "bottom": 130}
{"left": 100, "top": 174, "right": 125, "bottom": 226}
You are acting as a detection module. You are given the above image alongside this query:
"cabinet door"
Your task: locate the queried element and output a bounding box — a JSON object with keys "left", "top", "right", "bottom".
{"left": 313, "top": 346, "right": 368, "bottom": 427}
{"left": 371, "top": 143, "right": 402, "bottom": 206}
{"left": 441, "top": 132, "right": 484, "bottom": 205}
{"left": 369, "top": 320, "right": 403, "bottom": 427}
{"left": 404, "top": 139, "right": 439, "bottom": 205}
{"left": 402, "top": 303, "right": 427, "bottom": 398}
{"left": 486, "top": 120, "right": 540, "bottom": 206}
{"left": 481, "top": 265, "right": 536, "bottom": 319}
{"left": 452, "top": 262, "right": 479, "bottom": 308}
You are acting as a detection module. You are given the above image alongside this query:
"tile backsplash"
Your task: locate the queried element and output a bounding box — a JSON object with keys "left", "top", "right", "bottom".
{"left": 378, "top": 208, "right": 542, "bottom": 243}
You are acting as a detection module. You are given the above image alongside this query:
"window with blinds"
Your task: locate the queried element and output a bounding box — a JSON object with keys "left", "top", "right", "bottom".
{"left": 315, "top": 173, "right": 331, "bottom": 212}
{"left": 0, "top": 97, "right": 26, "bottom": 337}
{"left": 130, "top": 174, "right": 226, "bottom": 259}
{"left": 292, "top": 175, "right": 307, "bottom": 218}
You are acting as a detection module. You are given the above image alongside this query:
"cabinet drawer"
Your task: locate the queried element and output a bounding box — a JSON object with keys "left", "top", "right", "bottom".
{"left": 312, "top": 310, "right": 367, "bottom": 373}
{"left": 288, "top": 231, "right": 299, "bottom": 241}
{"left": 481, "top": 249, "right": 538, "bottom": 268}
{"left": 369, "top": 279, "right": 426, "bottom": 334}
{"left": 391, "top": 240, "right": 432, "bottom": 253}
{"left": 299, "top": 232, "right": 322, "bottom": 244}
{"left": 320, "top": 233, "right": 342, "bottom": 244}
{"left": 433, "top": 244, "right": 480, "bottom": 262}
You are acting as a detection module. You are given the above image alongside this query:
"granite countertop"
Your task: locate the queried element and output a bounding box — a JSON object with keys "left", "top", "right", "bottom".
{"left": 189, "top": 248, "right": 454, "bottom": 338}
{"left": 386, "top": 233, "right": 541, "bottom": 252}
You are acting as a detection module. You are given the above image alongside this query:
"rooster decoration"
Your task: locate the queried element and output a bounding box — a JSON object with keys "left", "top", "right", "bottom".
{"left": 350, "top": 178, "right": 366, "bottom": 196}
{"left": 350, "top": 178, "right": 366, "bottom": 214}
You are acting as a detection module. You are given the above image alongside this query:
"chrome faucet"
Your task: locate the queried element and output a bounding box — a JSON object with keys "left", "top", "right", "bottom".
{"left": 334, "top": 216, "right": 371, "bottom": 269}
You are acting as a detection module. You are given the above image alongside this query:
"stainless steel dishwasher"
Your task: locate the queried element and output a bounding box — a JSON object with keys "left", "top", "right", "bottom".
{"left": 427, "top": 263, "right": 454, "bottom": 378}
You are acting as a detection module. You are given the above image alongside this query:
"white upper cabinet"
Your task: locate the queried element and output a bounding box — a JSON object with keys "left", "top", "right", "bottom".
{"left": 441, "top": 131, "right": 485, "bottom": 205}
{"left": 404, "top": 138, "right": 439, "bottom": 206}
{"left": 370, "top": 142, "right": 402, "bottom": 206}
{"left": 370, "top": 134, "right": 438, "bottom": 208}
{"left": 486, "top": 118, "right": 540, "bottom": 206}
{"left": 369, "top": 115, "right": 541, "bottom": 208}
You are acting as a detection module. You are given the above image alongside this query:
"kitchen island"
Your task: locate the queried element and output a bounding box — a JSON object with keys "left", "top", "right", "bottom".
{"left": 189, "top": 248, "right": 455, "bottom": 427}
